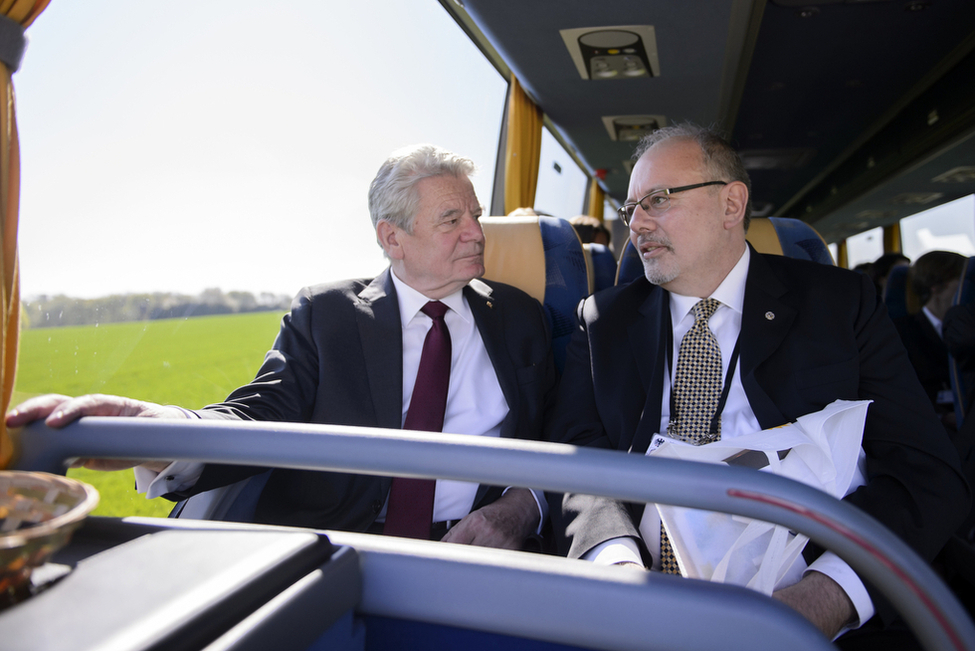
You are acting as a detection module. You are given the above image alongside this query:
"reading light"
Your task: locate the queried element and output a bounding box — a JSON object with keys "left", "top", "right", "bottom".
{"left": 560, "top": 26, "right": 660, "bottom": 80}
{"left": 602, "top": 115, "right": 666, "bottom": 142}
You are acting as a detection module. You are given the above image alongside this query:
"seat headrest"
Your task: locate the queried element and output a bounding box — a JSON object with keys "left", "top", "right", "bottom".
{"left": 745, "top": 219, "right": 784, "bottom": 256}
{"left": 480, "top": 216, "right": 546, "bottom": 303}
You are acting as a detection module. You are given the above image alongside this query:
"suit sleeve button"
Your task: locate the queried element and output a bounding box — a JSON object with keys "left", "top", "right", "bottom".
{"left": 372, "top": 500, "right": 383, "bottom": 513}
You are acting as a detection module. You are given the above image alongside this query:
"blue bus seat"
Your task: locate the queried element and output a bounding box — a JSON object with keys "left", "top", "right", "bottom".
{"left": 884, "top": 265, "right": 910, "bottom": 321}
{"left": 750, "top": 217, "right": 833, "bottom": 264}
{"left": 615, "top": 238, "right": 643, "bottom": 286}
{"left": 585, "top": 243, "right": 618, "bottom": 293}
{"left": 169, "top": 466, "right": 273, "bottom": 521}
{"left": 615, "top": 217, "right": 833, "bottom": 286}
{"left": 481, "top": 215, "right": 590, "bottom": 374}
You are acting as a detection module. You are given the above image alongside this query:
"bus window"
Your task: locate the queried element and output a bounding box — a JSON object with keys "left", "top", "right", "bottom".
{"left": 900, "top": 195, "right": 975, "bottom": 261}
{"left": 829, "top": 243, "right": 840, "bottom": 264}
{"left": 533, "top": 127, "right": 586, "bottom": 219}
{"left": 846, "top": 227, "right": 885, "bottom": 269}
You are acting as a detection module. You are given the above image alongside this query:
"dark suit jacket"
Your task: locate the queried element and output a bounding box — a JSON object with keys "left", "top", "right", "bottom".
{"left": 944, "top": 302, "right": 975, "bottom": 415}
{"left": 894, "top": 311, "right": 952, "bottom": 415}
{"left": 177, "top": 269, "right": 557, "bottom": 531}
{"left": 548, "top": 247, "right": 968, "bottom": 619}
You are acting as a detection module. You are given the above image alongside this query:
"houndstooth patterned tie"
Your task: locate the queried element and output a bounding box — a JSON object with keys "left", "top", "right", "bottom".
{"left": 660, "top": 298, "right": 723, "bottom": 574}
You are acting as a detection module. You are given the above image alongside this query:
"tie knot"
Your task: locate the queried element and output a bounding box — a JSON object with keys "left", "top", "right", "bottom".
{"left": 693, "top": 298, "right": 720, "bottom": 323}
{"left": 421, "top": 300, "right": 449, "bottom": 321}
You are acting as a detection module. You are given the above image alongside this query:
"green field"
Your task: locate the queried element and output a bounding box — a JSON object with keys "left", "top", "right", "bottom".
{"left": 12, "top": 311, "right": 285, "bottom": 517}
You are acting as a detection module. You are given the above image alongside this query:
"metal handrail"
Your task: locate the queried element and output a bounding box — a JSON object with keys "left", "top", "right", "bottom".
{"left": 13, "top": 416, "right": 975, "bottom": 651}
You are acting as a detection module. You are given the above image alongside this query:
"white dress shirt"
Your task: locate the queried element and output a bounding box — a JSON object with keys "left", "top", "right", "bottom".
{"left": 388, "top": 271, "right": 545, "bottom": 524}
{"left": 585, "top": 246, "right": 874, "bottom": 630}
{"left": 922, "top": 305, "right": 943, "bottom": 339}
{"left": 139, "top": 270, "right": 546, "bottom": 529}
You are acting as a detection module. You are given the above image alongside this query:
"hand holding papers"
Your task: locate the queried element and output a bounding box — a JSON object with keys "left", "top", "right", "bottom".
{"left": 651, "top": 399, "right": 870, "bottom": 595}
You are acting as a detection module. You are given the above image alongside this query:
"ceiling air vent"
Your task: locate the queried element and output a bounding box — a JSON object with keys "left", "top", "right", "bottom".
{"left": 739, "top": 149, "right": 814, "bottom": 171}
{"left": 891, "top": 192, "right": 944, "bottom": 205}
{"left": 932, "top": 167, "right": 975, "bottom": 183}
{"left": 560, "top": 26, "right": 660, "bottom": 80}
{"left": 602, "top": 115, "right": 666, "bottom": 142}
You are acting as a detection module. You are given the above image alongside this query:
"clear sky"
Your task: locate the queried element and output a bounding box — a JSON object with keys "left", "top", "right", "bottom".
{"left": 13, "top": 2, "right": 975, "bottom": 299}
{"left": 14, "top": 1, "right": 507, "bottom": 299}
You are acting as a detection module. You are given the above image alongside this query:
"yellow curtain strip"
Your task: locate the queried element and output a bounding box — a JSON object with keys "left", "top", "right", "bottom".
{"left": 883, "top": 223, "right": 902, "bottom": 254}
{"left": 503, "top": 75, "right": 542, "bottom": 216}
{"left": 0, "top": 0, "right": 49, "bottom": 468}
{"left": 0, "top": 72, "right": 15, "bottom": 468}
{"left": 0, "top": 0, "right": 44, "bottom": 24}
{"left": 586, "top": 178, "right": 604, "bottom": 221}
{"left": 837, "top": 240, "right": 849, "bottom": 269}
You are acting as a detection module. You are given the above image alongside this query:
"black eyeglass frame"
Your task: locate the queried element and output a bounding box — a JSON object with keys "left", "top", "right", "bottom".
{"left": 617, "top": 181, "right": 728, "bottom": 227}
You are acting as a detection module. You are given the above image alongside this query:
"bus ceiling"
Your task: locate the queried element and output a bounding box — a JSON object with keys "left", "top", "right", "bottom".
{"left": 440, "top": 0, "right": 975, "bottom": 244}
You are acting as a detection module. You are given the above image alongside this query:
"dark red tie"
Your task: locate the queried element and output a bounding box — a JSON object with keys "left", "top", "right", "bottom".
{"left": 384, "top": 301, "right": 451, "bottom": 539}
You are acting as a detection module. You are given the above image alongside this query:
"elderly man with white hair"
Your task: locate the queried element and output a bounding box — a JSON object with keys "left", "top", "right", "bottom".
{"left": 9, "top": 144, "right": 556, "bottom": 548}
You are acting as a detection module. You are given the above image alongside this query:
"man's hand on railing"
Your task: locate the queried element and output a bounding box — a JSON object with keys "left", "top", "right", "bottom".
{"left": 5, "top": 393, "right": 186, "bottom": 472}
{"left": 441, "top": 487, "right": 540, "bottom": 550}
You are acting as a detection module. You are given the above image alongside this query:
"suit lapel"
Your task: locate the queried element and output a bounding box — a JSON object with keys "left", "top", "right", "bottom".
{"left": 739, "top": 248, "right": 794, "bottom": 427}
{"left": 464, "top": 279, "right": 516, "bottom": 507}
{"left": 355, "top": 269, "right": 404, "bottom": 430}
{"left": 465, "top": 279, "right": 519, "bottom": 437}
{"left": 629, "top": 286, "right": 671, "bottom": 454}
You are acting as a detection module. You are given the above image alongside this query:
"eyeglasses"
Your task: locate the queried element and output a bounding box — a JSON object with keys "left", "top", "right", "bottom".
{"left": 617, "top": 181, "right": 728, "bottom": 227}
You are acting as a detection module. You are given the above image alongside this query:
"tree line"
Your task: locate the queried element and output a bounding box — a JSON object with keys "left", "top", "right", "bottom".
{"left": 22, "top": 288, "right": 292, "bottom": 329}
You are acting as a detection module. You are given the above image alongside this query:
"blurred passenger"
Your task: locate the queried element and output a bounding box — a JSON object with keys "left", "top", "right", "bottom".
{"left": 569, "top": 215, "right": 600, "bottom": 243}
{"left": 894, "top": 250, "right": 966, "bottom": 431}
{"left": 567, "top": 215, "right": 615, "bottom": 292}
{"left": 874, "top": 252, "right": 910, "bottom": 299}
{"left": 852, "top": 261, "right": 874, "bottom": 277}
{"left": 569, "top": 214, "right": 611, "bottom": 247}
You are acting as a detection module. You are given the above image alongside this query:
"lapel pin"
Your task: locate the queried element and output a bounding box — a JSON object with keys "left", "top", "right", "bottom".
{"left": 765, "top": 311, "right": 775, "bottom": 320}
{"left": 486, "top": 301, "right": 494, "bottom": 309}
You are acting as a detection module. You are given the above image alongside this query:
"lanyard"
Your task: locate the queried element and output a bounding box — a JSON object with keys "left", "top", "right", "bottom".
{"left": 667, "top": 329, "right": 741, "bottom": 443}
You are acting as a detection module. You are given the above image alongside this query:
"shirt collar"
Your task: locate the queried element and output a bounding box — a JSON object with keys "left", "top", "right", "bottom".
{"left": 389, "top": 269, "right": 471, "bottom": 328}
{"left": 669, "top": 245, "right": 749, "bottom": 327}
{"left": 922, "top": 305, "right": 943, "bottom": 338}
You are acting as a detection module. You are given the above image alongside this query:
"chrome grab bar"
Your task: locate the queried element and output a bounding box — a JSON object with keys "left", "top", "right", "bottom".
{"left": 13, "top": 417, "right": 975, "bottom": 651}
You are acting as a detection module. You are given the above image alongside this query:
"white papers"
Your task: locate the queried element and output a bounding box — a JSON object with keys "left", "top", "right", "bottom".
{"left": 652, "top": 399, "right": 870, "bottom": 594}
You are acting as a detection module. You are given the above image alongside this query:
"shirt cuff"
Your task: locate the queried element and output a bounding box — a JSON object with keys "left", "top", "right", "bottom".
{"left": 136, "top": 460, "right": 207, "bottom": 499}
{"left": 806, "top": 551, "right": 874, "bottom": 632}
{"left": 133, "top": 405, "right": 203, "bottom": 498}
{"left": 583, "top": 537, "right": 644, "bottom": 566}
{"left": 170, "top": 406, "right": 200, "bottom": 419}
{"left": 502, "top": 486, "right": 549, "bottom": 535}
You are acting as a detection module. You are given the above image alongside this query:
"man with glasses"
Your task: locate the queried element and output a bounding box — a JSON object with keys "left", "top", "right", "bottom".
{"left": 548, "top": 123, "right": 968, "bottom": 645}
